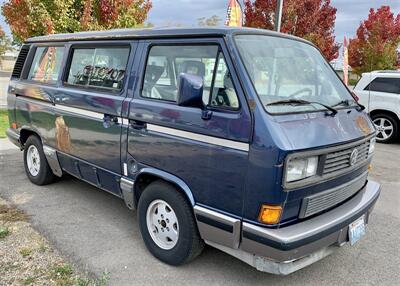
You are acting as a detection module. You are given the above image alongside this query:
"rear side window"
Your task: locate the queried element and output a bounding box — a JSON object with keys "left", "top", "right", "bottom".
{"left": 28, "top": 46, "right": 64, "bottom": 84}
{"left": 365, "top": 77, "right": 400, "bottom": 94}
{"left": 66, "top": 47, "right": 129, "bottom": 91}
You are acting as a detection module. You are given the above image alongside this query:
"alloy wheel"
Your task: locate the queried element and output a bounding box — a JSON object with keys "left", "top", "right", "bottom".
{"left": 146, "top": 199, "right": 179, "bottom": 250}
{"left": 373, "top": 117, "right": 394, "bottom": 141}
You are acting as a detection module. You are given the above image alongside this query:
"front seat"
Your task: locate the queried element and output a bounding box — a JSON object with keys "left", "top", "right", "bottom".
{"left": 212, "top": 71, "right": 239, "bottom": 108}
{"left": 223, "top": 71, "right": 239, "bottom": 108}
{"left": 180, "top": 60, "right": 206, "bottom": 78}
{"left": 143, "top": 65, "right": 165, "bottom": 99}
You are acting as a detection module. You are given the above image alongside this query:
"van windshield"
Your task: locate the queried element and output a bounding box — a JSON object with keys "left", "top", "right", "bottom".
{"left": 234, "top": 35, "right": 355, "bottom": 114}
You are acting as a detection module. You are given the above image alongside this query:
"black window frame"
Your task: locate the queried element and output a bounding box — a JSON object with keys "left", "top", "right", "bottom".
{"left": 364, "top": 77, "right": 400, "bottom": 94}
{"left": 139, "top": 41, "right": 241, "bottom": 112}
{"left": 62, "top": 43, "right": 131, "bottom": 95}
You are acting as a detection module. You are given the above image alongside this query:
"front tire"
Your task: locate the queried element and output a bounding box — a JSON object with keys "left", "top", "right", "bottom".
{"left": 371, "top": 113, "right": 398, "bottom": 143}
{"left": 137, "top": 180, "right": 204, "bottom": 265}
{"left": 23, "top": 135, "right": 56, "bottom": 185}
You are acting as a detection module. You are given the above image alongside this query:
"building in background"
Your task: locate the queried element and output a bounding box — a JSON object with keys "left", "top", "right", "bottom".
{"left": 330, "top": 58, "right": 358, "bottom": 85}
{"left": 0, "top": 50, "right": 17, "bottom": 71}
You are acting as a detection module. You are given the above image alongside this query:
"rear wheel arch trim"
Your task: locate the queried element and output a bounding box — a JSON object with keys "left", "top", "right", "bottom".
{"left": 134, "top": 168, "right": 196, "bottom": 207}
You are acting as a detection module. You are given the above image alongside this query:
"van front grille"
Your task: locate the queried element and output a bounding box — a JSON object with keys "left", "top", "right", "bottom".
{"left": 299, "top": 172, "right": 368, "bottom": 218}
{"left": 322, "top": 141, "right": 370, "bottom": 175}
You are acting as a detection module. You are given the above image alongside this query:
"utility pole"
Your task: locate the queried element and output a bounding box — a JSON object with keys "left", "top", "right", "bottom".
{"left": 275, "top": 0, "right": 283, "bottom": 32}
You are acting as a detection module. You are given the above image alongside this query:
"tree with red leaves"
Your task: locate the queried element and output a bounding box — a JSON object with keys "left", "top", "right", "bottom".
{"left": 2, "top": 0, "right": 152, "bottom": 43}
{"left": 244, "top": 0, "right": 339, "bottom": 61}
{"left": 349, "top": 6, "right": 400, "bottom": 75}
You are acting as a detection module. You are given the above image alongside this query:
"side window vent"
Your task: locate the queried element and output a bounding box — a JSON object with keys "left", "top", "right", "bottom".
{"left": 11, "top": 45, "right": 30, "bottom": 79}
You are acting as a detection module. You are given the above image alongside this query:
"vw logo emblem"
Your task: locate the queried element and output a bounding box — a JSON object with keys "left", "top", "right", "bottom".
{"left": 350, "top": 149, "right": 359, "bottom": 166}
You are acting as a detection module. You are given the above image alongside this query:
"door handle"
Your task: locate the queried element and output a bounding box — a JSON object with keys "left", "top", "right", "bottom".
{"left": 129, "top": 119, "right": 147, "bottom": 130}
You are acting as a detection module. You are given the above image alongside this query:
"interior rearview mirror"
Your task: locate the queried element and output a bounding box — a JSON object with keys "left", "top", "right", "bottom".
{"left": 177, "top": 73, "right": 204, "bottom": 108}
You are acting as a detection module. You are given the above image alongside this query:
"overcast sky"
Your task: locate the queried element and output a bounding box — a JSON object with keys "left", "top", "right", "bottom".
{"left": 147, "top": 0, "right": 400, "bottom": 41}
{"left": 1, "top": 0, "right": 399, "bottom": 44}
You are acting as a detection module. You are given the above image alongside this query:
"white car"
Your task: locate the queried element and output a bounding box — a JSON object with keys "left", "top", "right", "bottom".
{"left": 353, "top": 70, "right": 400, "bottom": 143}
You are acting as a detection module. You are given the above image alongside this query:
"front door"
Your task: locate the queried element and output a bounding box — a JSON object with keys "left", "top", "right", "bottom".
{"left": 126, "top": 39, "right": 252, "bottom": 215}
{"left": 54, "top": 42, "right": 135, "bottom": 194}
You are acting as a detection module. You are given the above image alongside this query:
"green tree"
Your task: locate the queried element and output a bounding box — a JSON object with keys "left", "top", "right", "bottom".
{"left": 0, "top": 27, "right": 12, "bottom": 56}
{"left": 2, "top": 0, "right": 152, "bottom": 44}
{"left": 197, "top": 15, "right": 222, "bottom": 27}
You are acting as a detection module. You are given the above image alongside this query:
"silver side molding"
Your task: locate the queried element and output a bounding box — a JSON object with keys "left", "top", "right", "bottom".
{"left": 193, "top": 205, "right": 241, "bottom": 249}
{"left": 17, "top": 96, "right": 128, "bottom": 124}
{"left": 42, "top": 145, "right": 63, "bottom": 177}
{"left": 147, "top": 124, "right": 249, "bottom": 152}
{"left": 120, "top": 177, "right": 135, "bottom": 210}
{"left": 54, "top": 104, "right": 104, "bottom": 120}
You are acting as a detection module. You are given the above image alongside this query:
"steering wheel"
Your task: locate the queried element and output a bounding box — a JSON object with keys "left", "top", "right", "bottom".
{"left": 288, "top": 88, "right": 313, "bottom": 99}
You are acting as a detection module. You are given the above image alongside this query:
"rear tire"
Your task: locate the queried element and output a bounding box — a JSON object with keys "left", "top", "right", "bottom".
{"left": 137, "top": 180, "right": 204, "bottom": 265}
{"left": 23, "top": 135, "right": 56, "bottom": 185}
{"left": 371, "top": 113, "right": 398, "bottom": 143}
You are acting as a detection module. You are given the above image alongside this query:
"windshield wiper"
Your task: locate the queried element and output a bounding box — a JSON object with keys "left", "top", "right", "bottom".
{"left": 266, "top": 99, "right": 338, "bottom": 115}
{"left": 331, "top": 99, "right": 365, "bottom": 111}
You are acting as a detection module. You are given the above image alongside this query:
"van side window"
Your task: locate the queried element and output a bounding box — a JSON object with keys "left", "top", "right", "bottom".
{"left": 210, "top": 53, "right": 239, "bottom": 109}
{"left": 67, "top": 47, "right": 129, "bottom": 91}
{"left": 28, "top": 46, "right": 64, "bottom": 84}
{"left": 365, "top": 77, "right": 400, "bottom": 94}
{"left": 142, "top": 45, "right": 220, "bottom": 102}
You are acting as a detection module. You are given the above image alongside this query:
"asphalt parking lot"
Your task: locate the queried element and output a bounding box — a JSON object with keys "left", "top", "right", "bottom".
{"left": 0, "top": 139, "right": 399, "bottom": 286}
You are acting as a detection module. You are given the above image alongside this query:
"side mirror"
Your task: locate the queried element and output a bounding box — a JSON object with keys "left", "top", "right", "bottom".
{"left": 177, "top": 73, "right": 204, "bottom": 108}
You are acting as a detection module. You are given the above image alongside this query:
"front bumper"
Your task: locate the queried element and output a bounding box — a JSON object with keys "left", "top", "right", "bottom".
{"left": 239, "top": 180, "right": 380, "bottom": 274}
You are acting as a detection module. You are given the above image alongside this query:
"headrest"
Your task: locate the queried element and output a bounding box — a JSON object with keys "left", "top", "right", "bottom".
{"left": 144, "top": 65, "right": 165, "bottom": 85}
{"left": 224, "top": 71, "right": 234, "bottom": 89}
{"left": 181, "top": 61, "right": 205, "bottom": 77}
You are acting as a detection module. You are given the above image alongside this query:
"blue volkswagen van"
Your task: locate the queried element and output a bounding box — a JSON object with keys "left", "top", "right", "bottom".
{"left": 6, "top": 27, "right": 380, "bottom": 275}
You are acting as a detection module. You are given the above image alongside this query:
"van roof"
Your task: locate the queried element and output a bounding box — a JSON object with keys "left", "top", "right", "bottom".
{"left": 362, "top": 70, "right": 400, "bottom": 77}
{"left": 25, "top": 27, "right": 307, "bottom": 44}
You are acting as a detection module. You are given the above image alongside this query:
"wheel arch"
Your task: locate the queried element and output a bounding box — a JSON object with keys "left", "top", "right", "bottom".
{"left": 134, "top": 167, "right": 195, "bottom": 207}
{"left": 369, "top": 109, "right": 400, "bottom": 123}
{"left": 19, "top": 127, "right": 42, "bottom": 147}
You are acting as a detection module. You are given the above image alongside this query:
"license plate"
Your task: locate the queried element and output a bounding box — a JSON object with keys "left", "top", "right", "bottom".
{"left": 349, "top": 215, "right": 366, "bottom": 246}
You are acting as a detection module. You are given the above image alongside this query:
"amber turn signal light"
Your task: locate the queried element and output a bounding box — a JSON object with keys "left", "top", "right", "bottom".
{"left": 258, "top": 205, "right": 282, "bottom": 225}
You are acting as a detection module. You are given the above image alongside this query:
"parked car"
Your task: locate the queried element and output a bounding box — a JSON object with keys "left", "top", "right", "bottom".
{"left": 353, "top": 70, "right": 400, "bottom": 143}
{"left": 6, "top": 27, "right": 380, "bottom": 275}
